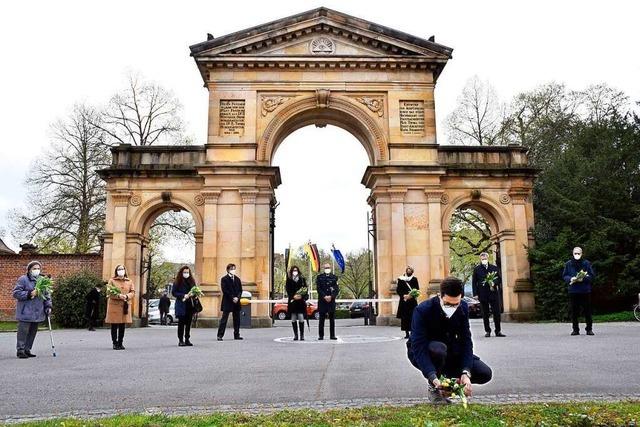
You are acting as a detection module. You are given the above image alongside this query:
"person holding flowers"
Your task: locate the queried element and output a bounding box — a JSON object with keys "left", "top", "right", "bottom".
{"left": 562, "top": 246, "right": 596, "bottom": 336}
{"left": 286, "top": 265, "right": 308, "bottom": 341}
{"left": 396, "top": 266, "right": 420, "bottom": 339}
{"left": 172, "top": 266, "right": 199, "bottom": 346}
{"left": 472, "top": 252, "right": 505, "bottom": 337}
{"left": 407, "top": 276, "right": 492, "bottom": 404}
{"left": 12, "top": 261, "right": 52, "bottom": 359}
{"left": 105, "top": 264, "right": 135, "bottom": 350}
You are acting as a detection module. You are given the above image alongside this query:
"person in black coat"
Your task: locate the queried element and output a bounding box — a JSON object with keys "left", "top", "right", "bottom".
{"left": 286, "top": 265, "right": 308, "bottom": 341}
{"left": 217, "top": 263, "right": 243, "bottom": 341}
{"left": 472, "top": 252, "right": 505, "bottom": 337}
{"left": 407, "top": 276, "right": 492, "bottom": 404}
{"left": 316, "top": 262, "right": 339, "bottom": 340}
{"left": 84, "top": 283, "right": 102, "bottom": 331}
{"left": 172, "top": 266, "right": 196, "bottom": 346}
{"left": 562, "top": 246, "right": 596, "bottom": 336}
{"left": 158, "top": 292, "right": 171, "bottom": 325}
{"left": 396, "top": 266, "right": 419, "bottom": 339}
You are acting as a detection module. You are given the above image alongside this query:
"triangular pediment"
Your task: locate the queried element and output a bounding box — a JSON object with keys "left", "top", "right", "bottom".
{"left": 190, "top": 7, "right": 452, "bottom": 60}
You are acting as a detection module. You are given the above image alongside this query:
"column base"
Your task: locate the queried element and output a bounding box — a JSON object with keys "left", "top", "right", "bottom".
{"left": 375, "top": 315, "right": 401, "bottom": 327}
{"left": 190, "top": 316, "right": 274, "bottom": 328}
{"left": 502, "top": 311, "right": 536, "bottom": 322}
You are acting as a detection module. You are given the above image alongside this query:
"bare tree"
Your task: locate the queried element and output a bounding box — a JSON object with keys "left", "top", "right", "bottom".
{"left": 339, "top": 249, "right": 371, "bottom": 298}
{"left": 449, "top": 208, "right": 493, "bottom": 284}
{"left": 10, "top": 104, "right": 110, "bottom": 253}
{"left": 90, "top": 73, "right": 185, "bottom": 146}
{"left": 445, "top": 76, "right": 507, "bottom": 146}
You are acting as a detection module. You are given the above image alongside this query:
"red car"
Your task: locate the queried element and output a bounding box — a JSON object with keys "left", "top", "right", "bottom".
{"left": 272, "top": 300, "right": 320, "bottom": 320}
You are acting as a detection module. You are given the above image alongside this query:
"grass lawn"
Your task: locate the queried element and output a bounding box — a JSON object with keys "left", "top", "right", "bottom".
{"left": 592, "top": 311, "right": 637, "bottom": 322}
{"left": 9, "top": 402, "right": 640, "bottom": 427}
{"left": 0, "top": 321, "right": 63, "bottom": 332}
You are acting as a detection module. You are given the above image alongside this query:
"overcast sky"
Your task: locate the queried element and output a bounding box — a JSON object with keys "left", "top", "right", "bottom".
{"left": 1, "top": 0, "right": 638, "bottom": 260}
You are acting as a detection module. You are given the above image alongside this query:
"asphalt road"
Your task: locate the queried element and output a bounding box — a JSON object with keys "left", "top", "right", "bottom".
{"left": 0, "top": 319, "right": 638, "bottom": 421}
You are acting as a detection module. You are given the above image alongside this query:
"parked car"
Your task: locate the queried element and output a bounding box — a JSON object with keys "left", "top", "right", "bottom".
{"left": 336, "top": 302, "right": 351, "bottom": 311}
{"left": 272, "top": 300, "right": 319, "bottom": 320}
{"left": 148, "top": 298, "right": 176, "bottom": 325}
{"left": 349, "top": 300, "right": 371, "bottom": 318}
{"left": 464, "top": 296, "right": 482, "bottom": 318}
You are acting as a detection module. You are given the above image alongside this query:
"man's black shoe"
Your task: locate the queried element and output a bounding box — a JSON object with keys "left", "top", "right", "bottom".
{"left": 485, "top": 332, "right": 491, "bottom": 337}
{"left": 318, "top": 337, "right": 324, "bottom": 340}
{"left": 88, "top": 327, "right": 95, "bottom": 331}
{"left": 185, "top": 340, "right": 193, "bottom": 346}
{"left": 330, "top": 336, "right": 338, "bottom": 340}
{"left": 495, "top": 332, "right": 506, "bottom": 337}
{"left": 586, "top": 330, "right": 594, "bottom": 336}
{"left": 17, "top": 350, "right": 29, "bottom": 359}
{"left": 571, "top": 331, "right": 580, "bottom": 336}
{"left": 178, "top": 341, "right": 186, "bottom": 347}
{"left": 234, "top": 336, "right": 243, "bottom": 340}
{"left": 25, "top": 350, "right": 36, "bottom": 357}
{"left": 217, "top": 337, "right": 223, "bottom": 341}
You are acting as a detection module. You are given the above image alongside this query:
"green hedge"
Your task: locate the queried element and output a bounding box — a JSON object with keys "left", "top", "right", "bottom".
{"left": 52, "top": 270, "right": 106, "bottom": 328}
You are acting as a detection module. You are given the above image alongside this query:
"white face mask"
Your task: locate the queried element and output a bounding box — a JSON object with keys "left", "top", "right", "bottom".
{"left": 31, "top": 269, "right": 41, "bottom": 278}
{"left": 481, "top": 260, "right": 488, "bottom": 266}
{"left": 229, "top": 269, "right": 236, "bottom": 276}
{"left": 116, "top": 269, "right": 125, "bottom": 277}
{"left": 182, "top": 272, "right": 190, "bottom": 279}
{"left": 292, "top": 271, "right": 298, "bottom": 277}
{"left": 573, "top": 254, "right": 582, "bottom": 260}
{"left": 324, "top": 269, "right": 331, "bottom": 274}
{"left": 440, "top": 298, "right": 459, "bottom": 318}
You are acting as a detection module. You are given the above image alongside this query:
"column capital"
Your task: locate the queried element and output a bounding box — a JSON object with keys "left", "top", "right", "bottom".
{"left": 509, "top": 187, "right": 531, "bottom": 204}
{"left": 111, "top": 191, "right": 132, "bottom": 207}
{"left": 239, "top": 189, "right": 260, "bottom": 204}
{"left": 388, "top": 188, "right": 407, "bottom": 203}
{"left": 201, "top": 190, "right": 222, "bottom": 204}
{"left": 424, "top": 189, "right": 444, "bottom": 203}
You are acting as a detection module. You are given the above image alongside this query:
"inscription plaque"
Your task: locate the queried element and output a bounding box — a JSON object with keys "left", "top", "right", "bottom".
{"left": 219, "top": 99, "right": 245, "bottom": 136}
{"left": 399, "top": 100, "right": 425, "bottom": 136}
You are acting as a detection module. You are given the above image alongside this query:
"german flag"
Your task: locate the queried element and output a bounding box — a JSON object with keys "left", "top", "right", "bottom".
{"left": 304, "top": 242, "right": 320, "bottom": 272}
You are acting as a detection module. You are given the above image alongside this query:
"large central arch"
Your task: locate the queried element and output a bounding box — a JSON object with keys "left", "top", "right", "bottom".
{"left": 99, "top": 8, "right": 537, "bottom": 325}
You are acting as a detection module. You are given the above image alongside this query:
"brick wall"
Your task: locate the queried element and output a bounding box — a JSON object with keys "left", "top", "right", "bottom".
{"left": 0, "top": 252, "right": 103, "bottom": 320}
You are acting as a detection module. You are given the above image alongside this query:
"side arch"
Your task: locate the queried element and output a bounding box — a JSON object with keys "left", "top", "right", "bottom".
{"left": 258, "top": 95, "right": 389, "bottom": 165}
{"left": 128, "top": 194, "right": 204, "bottom": 237}
{"left": 441, "top": 194, "right": 513, "bottom": 234}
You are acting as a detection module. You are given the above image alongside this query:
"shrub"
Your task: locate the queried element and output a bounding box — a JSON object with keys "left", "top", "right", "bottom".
{"left": 52, "top": 270, "right": 106, "bottom": 328}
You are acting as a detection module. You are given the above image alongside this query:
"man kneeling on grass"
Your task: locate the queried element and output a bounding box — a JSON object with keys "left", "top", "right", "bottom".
{"left": 407, "top": 276, "right": 492, "bottom": 404}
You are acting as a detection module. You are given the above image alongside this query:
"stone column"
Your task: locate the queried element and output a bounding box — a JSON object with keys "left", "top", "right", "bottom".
{"left": 108, "top": 192, "right": 130, "bottom": 277}
{"left": 201, "top": 191, "right": 221, "bottom": 286}
{"left": 498, "top": 230, "right": 516, "bottom": 313}
{"left": 426, "top": 190, "right": 445, "bottom": 294}
{"left": 239, "top": 190, "right": 258, "bottom": 284}
{"left": 254, "top": 193, "right": 272, "bottom": 319}
{"left": 389, "top": 189, "right": 407, "bottom": 280}
{"left": 372, "top": 193, "right": 392, "bottom": 315}
{"left": 442, "top": 230, "right": 452, "bottom": 276}
{"left": 509, "top": 189, "right": 535, "bottom": 318}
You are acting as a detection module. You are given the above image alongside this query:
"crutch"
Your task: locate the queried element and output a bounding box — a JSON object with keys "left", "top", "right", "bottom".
{"left": 46, "top": 314, "right": 56, "bottom": 357}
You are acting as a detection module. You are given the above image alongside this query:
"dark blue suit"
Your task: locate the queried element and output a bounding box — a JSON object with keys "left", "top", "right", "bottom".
{"left": 408, "top": 296, "right": 492, "bottom": 384}
{"left": 472, "top": 263, "right": 503, "bottom": 334}
{"left": 316, "top": 273, "right": 339, "bottom": 338}
{"left": 562, "top": 259, "right": 596, "bottom": 333}
{"left": 217, "top": 274, "right": 243, "bottom": 338}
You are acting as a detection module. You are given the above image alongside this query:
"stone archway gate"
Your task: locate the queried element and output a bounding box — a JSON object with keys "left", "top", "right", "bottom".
{"left": 99, "top": 7, "right": 537, "bottom": 325}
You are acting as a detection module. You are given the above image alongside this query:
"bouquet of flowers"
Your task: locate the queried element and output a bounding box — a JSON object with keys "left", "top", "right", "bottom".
{"left": 571, "top": 270, "right": 589, "bottom": 284}
{"left": 107, "top": 283, "right": 121, "bottom": 297}
{"left": 295, "top": 286, "right": 308, "bottom": 298}
{"left": 438, "top": 375, "right": 468, "bottom": 408}
{"left": 483, "top": 271, "right": 498, "bottom": 291}
{"left": 409, "top": 288, "right": 421, "bottom": 299}
{"left": 34, "top": 276, "right": 53, "bottom": 299}
{"left": 188, "top": 285, "right": 204, "bottom": 298}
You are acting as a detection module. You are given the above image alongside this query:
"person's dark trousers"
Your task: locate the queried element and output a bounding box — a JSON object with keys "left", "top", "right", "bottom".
{"left": 217, "top": 309, "right": 240, "bottom": 338}
{"left": 86, "top": 315, "right": 97, "bottom": 330}
{"left": 570, "top": 293, "right": 593, "bottom": 332}
{"left": 110, "top": 324, "right": 125, "bottom": 345}
{"left": 160, "top": 310, "right": 167, "bottom": 325}
{"left": 16, "top": 321, "right": 39, "bottom": 351}
{"left": 480, "top": 298, "right": 501, "bottom": 334}
{"left": 425, "top": 341, "right": 492, "bottom": 385}
{"left": 318, "top": 311, "right": 336, "bottom": 338}
{"left": 178, "top": 315, "right": 193, "bottom": 342}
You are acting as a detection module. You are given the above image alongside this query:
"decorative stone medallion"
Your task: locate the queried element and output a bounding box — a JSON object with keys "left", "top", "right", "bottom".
{"left": 194, "top": 194, "right": 205, "bottom": 206}
{"left": 129, "top": 194, "right": 142, "bottom": 206}
{"left": 499, "top": 193, "right": 511, "bottom": 204}
{"left": 355, "top": 97, "right": 384, "bottom": 117}
{"left": 440, "top": 193, "right": 450, "bottom": 205}
{"left": 310, "top": 37, "right": 335, "bottom": 54}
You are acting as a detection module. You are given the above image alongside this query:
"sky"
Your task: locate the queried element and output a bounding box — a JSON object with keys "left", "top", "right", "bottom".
{"left": 0, "top": 0, "right": 638, "bottom": 261}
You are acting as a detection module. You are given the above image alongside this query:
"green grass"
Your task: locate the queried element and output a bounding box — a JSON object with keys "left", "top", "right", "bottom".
{"left": 0, "top": 321, "right": 63, "bottom": 332}
{"left": 592, "top": 311, "right": 637, "bottom": 323}
{"left": 8, "top": 402, "right": 640, "bottom": 427}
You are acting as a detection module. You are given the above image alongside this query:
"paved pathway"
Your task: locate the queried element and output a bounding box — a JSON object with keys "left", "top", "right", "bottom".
{"left": 1, "top": 320, "right": 638, "bottom": 423}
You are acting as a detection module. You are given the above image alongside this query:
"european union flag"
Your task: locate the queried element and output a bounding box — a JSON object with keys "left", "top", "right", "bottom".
{"left": 331, "top": 244, "right": 346, "bottom": 273}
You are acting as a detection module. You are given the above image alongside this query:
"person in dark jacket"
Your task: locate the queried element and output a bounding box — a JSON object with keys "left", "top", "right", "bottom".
{"left": 217, "top": 263, "right": 243, "bottom": 341}
{"left": 158, "top": 292, "right": 171, "bottom": 325}
{"left": 172, "top": 266, "right": 196, "bottom": 346}
{"left": 562, "top": 247, "right": 596, "bottom": 336}
{"left": 408, "top": 276, "right": 492, "bottom": 404}
{"left": 472, "top": 252, "right": 505, "bottom": 337}
{"left": 316, "top": 262, "right": 339, "bottom": 340}
{"left": 396, "top": 266, "right": 419, "bottom": 339}
{"left": 84, "top": 283, "right": 102, "bottom": 331}
{"left": 12, "top": 261, "right": 52, "bottom": 359}
{"left": 286, "top": 265, "right": 308, "bottom": 341}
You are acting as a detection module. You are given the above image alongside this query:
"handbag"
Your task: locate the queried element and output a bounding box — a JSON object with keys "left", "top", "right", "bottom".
{"left": 192, "top": 297, "right": 203, "bottom": 313}
{"left": 123, "top": 301, "right": 129, "bottom": 315}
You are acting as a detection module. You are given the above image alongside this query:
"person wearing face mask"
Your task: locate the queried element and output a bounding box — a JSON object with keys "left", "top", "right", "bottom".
{"left": 105, "top": 265, "right": 135, "bottom": 350}
{"left": 396, "top": 266, "right": 420, "bottom": 339}
{"left": 562, "top": 247, "right": 596, "bottom": 336}
{"left": 407, "top": 276, "right": 492, "bottom": 404}
{"left": 286, "top": 265, "right": 308, "bottom": 341}
{"left": 472, "top": 252, "right": 505, "bottom": 337}
{"left": 217, "top": 263, "right": 243, "bottom": 341}
{"left": 12, "top": 261, "right": 52, "bottom": 359}
{"left": 158, "top": 292, "right": 171, "bottom": 326}
{"left": 172, "top": 266, "right": 196, "bottom": 346}
{"left": 316, "top": 262, "right": 339, "bottom": 340}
